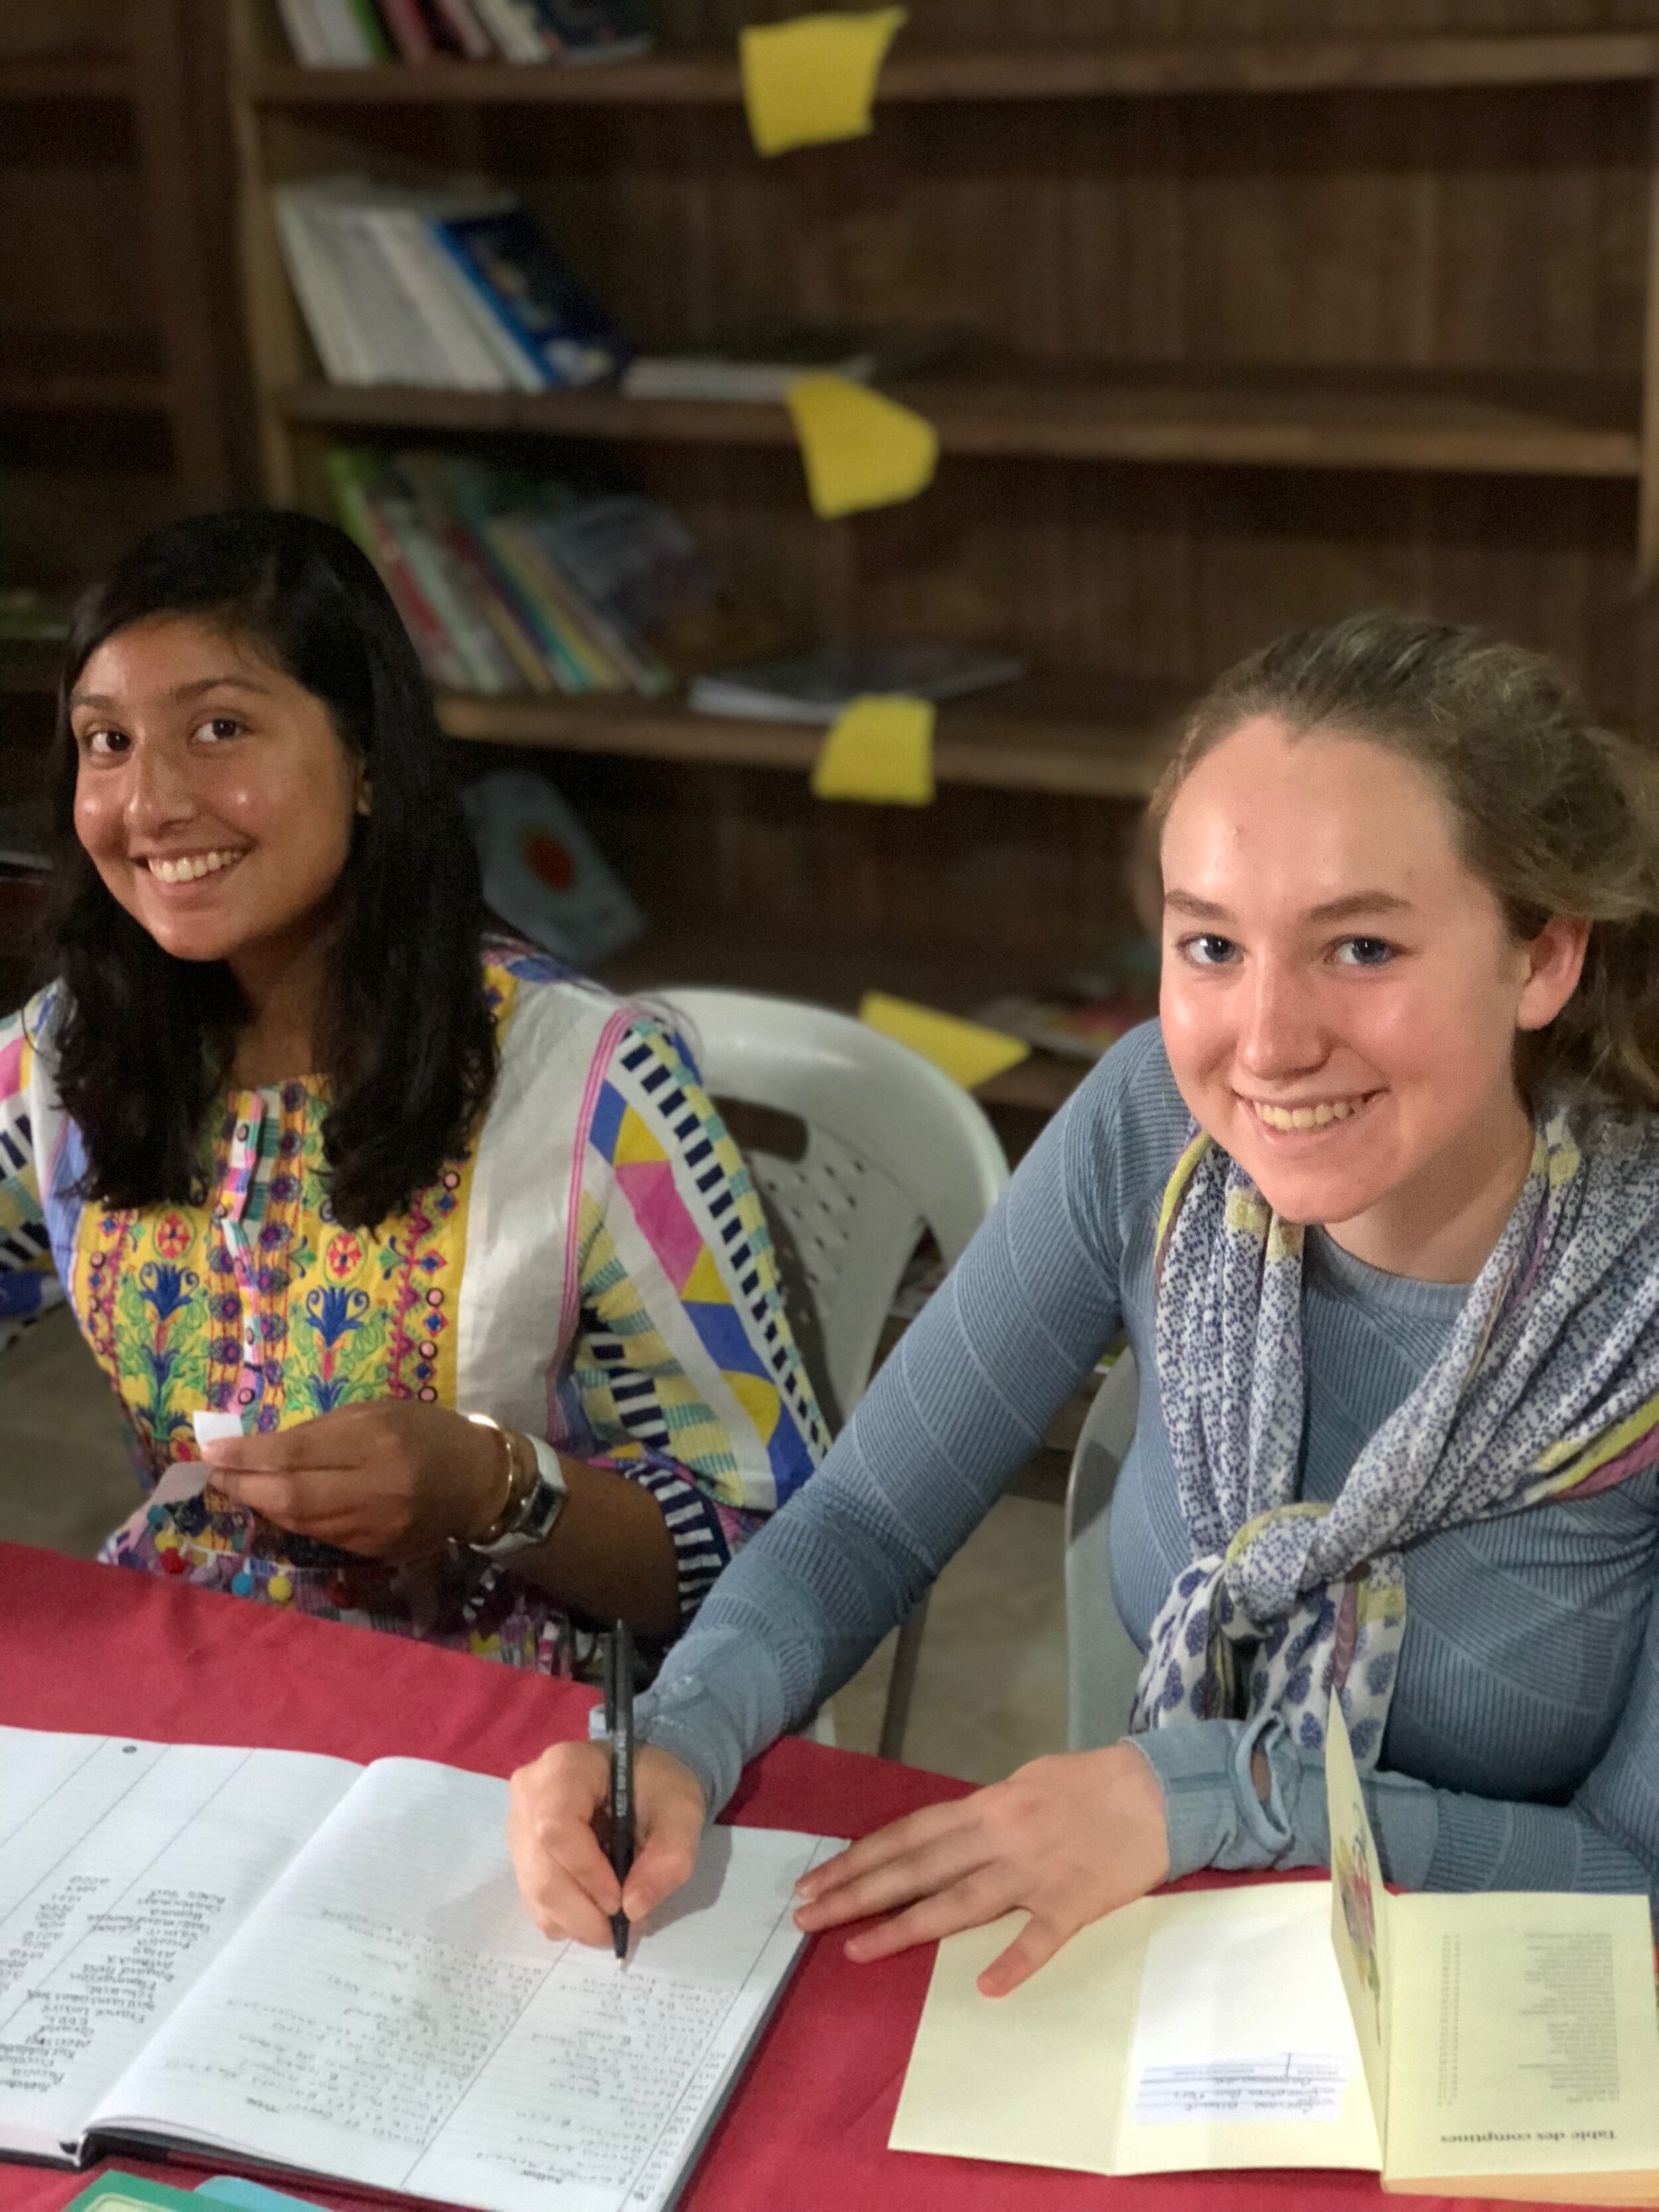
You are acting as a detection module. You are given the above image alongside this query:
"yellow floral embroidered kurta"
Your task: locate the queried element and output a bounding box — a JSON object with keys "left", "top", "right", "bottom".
{"left": 0, "top": 946, "right": 828, "bottom": 1668}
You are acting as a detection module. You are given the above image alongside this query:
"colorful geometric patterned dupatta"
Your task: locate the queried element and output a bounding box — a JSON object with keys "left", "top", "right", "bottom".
{"left": 1129, "top": 1106, "right": 1659, "bottom": 1767}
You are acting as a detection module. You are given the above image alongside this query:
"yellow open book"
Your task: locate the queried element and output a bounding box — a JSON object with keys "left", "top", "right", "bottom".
{"left": 891, "top": 1703, "right": 1659, "bottom": 2205}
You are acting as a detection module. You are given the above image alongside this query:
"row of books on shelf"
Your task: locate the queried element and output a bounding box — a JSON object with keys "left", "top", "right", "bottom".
{"left": 275, "top": 180, "right": 626, "bottom": 393}
{"left": 326, "top": 447, "right": 709, "bottom": 695}
{"left": 273, "top": 176, "right": 954, "bottom": 398}
{"left": 330, "top": 441, "right": 1031, "bottom": 718}
{"left": 277, "top": 0, "right": 650, "bottom": 68}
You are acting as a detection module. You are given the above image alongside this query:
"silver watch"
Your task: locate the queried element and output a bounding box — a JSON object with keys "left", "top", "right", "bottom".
{"left": 470, "top": 1434, "right": 569, "bottom": 1558}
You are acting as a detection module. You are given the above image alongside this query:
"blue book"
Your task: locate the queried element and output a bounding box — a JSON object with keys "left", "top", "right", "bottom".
{"left": 430, "top": 206, "right": 629, "bottom": 391}
{"left": 533, "top": 0, "right": 652, "bottom": 62}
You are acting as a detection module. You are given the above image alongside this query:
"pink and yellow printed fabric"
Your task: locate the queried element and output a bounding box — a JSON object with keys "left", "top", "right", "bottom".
{"left": 0, "top": 946, "right": 828, "bottom": 1670}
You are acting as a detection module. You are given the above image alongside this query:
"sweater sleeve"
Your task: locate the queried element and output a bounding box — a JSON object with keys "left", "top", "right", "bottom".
{"left": 0, "top": 1005, "right": 60, "bottom": 1335}
{"left": 1129, "top": 1567, "right": 1659, "bottom": 1917}
{"left": 635, "top": 1032, "right": 1161, "bottom": 1813}
{"left": 569, "top": 1015, "right": 830, "bottom": 1627}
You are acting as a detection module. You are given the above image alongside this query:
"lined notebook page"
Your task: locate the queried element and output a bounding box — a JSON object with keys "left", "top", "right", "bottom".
{"left": 0, "top": 1730, "right": 360, "bottom": 2161}
{"left": 93, "top": 1756, "right": 838, "bottom": 2212}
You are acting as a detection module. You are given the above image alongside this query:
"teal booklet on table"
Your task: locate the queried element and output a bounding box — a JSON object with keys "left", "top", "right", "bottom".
{"left": 0, "top": 1728, "right": 837, "bottom": 2212}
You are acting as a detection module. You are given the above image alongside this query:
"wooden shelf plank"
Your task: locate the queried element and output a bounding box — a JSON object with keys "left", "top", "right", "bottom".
{"left": 248, "top": 32, "right": 1659, "bottom": 108}
{"left": 0, "top": 51, "right": 132, "bottom": 102}
{"left": 277, "top": 364, "right": 1642, "bottom": 480}
{"left": 438, "top": 678, "right": 1179, "bottom": 800}
{"left": 0, "top": 334, "right": 171, "bottom": 416}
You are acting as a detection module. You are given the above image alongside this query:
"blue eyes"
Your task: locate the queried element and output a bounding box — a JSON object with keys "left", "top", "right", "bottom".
{"left": 1186, "top": 935, "right": 1238, "bottom": 967}
{"left": 1177, "top": 934, "right": 1398, "bottom": 970}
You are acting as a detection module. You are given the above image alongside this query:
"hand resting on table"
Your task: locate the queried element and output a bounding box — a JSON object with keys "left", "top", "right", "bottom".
{"left": 506, "top": 1736, "right": 1169, "bottom": 1994}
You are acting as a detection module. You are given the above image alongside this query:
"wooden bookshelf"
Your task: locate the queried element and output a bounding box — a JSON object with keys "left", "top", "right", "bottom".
{"left": 247, "top": 31, "right": 1659, "bottom": 109}
{"left": 0, "top": 50, "right": 131, "bottom": 100}
{"left": 279, "top": 364, "right": 1644, "bottom": 481}
{"left": 437, "top": 675, "right": 1180, "bottom": 799}
{"left": 232, "top": 0, "right": 1659, "bottom": 1024}
{"left": 0, "top": 334, "right": 172, "bottom": 417}
{"left": 0, "top": 3, "right": 240, "bottom": 579}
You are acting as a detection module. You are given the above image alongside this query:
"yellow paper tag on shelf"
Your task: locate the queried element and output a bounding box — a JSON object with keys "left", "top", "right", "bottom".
{"left": 786, "top": 374, "right": 938, "bottom": 519}
{"left": 858, "top": 992, "right": 1031, "bottom": 1090}
{"left": 739, "top": 7, "right": 907, "bottom": 157}
{"left": 812, "top": 694, "right": 935, "bottom": 805}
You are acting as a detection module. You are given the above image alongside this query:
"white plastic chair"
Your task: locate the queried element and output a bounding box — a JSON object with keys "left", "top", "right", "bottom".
{"left": 1063, "top": 1347, "right": 1147, "bottom": 1750}
{"left": 659, "top": 987, "right": 1010, "bottom": 1758}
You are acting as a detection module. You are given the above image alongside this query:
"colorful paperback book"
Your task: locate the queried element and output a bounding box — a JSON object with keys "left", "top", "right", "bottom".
{"left": 512, "top": 506, "right": 678, "bottom": 694}
{"left": 465, "top": 769, "right": 644, "bottom": 964}
{"left": 893, "top": 1700, "right": 1659, "bottom": 2204}
{"left": 326, "top": 449, "right": 470, "bottom": 691}
{"left": 484, "top": 514, "right": 622, "bottom": 690}
{"left": 431, "top": 206, "right": 629, "bottom": 388}
{"left": 2, "top": 1726, "right": 839, "bottom": 2212}
{"left": 409, "top": 455, "right": 603, "bottom": 693}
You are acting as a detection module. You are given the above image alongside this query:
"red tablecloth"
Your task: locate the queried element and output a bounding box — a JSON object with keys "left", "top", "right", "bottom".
{"left": 0, "top": 1543, "right": 1551, "bottom": 2212}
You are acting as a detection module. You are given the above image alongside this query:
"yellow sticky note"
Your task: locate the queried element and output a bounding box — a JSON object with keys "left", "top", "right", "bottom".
{"left": 812, "top": 694, "right": 935, "bottom": 805}
{"left": 740, "top": 7, "right": 907, "bottom": 157}
{"left": 859, "top": 992, "right": 1031, "bottom": 1091}
{"left": 786, "top": 374, "right": 938, "bottom": 518}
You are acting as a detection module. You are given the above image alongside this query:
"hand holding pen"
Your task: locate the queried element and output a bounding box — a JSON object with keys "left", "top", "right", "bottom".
{"left": 605, "top": 1619, "right": 636, "bottom": 1962}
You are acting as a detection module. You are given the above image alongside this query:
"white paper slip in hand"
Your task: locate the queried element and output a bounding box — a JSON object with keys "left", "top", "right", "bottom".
{"left": 192, "top": 1411, "right": 245, "bottom": 1446}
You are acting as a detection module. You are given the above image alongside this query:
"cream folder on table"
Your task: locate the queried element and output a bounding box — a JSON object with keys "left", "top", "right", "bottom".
{"left": 892, "top": 1699, "right": 1659, "bottom": 2205}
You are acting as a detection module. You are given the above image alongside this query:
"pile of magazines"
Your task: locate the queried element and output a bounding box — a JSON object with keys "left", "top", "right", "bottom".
{"left": 328, "top": 447, "right": 716, "bottom": 698}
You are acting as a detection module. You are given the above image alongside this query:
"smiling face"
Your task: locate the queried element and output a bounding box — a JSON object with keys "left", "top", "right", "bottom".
{"left": 70, "top": 614, "right": 366, "bottom": 974}
{"left": 1158, "top": 713, "right": 1587, "bottom": 1277}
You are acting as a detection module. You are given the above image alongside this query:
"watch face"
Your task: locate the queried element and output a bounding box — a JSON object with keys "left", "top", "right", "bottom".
{"left": 477, "top": 1471, "right": 567, "bottom": 1557}
{"left": 520, "top": 1472, "right": 567, "bottom": 1546}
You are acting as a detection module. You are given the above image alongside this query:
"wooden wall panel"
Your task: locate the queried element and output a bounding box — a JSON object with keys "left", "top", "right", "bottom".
{"left": 0, "top": 102, "right": 153, "bottom": 347}
{"left": 654, "top": 0, "right": 1659, "bottom": 42}
{"left": 0, "top": 416, "right": 177, "bottom": 589}
{"left": 469, "top": 747, "right": 1147, "bottom": 995}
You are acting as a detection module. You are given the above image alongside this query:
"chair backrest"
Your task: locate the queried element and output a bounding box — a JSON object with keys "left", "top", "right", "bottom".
{"left": 660, "top": 987, "right": 1010, "bottom": 1424}
{"left": 1064, "top": 1347, "right": 1140, "bottom": 1552}
{"left": 1063, "top": 1347, "right": 1145, "bottom": 1751}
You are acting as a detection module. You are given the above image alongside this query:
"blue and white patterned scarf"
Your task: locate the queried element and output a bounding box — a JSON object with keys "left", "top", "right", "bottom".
{"left": 1128, "top": 1105, "right": 1659, "bottom": 1767}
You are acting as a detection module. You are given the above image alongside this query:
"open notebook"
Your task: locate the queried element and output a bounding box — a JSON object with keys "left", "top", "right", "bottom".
{"left": 893, "top": 1700, "right": 1659, "bottom": 2205}
{"left": 0, "top": 1728, "right": 839, "bottom": 2212}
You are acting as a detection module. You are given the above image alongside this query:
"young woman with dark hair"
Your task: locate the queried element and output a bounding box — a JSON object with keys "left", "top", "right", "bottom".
{"left": 0, "top": 509, "right": 826, "bottom": 1665}
{"left": 510, "top": 611, "right": 1659, "bottom": 1970}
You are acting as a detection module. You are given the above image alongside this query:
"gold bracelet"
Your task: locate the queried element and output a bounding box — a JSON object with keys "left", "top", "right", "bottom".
{"left": 463, "top": 1413, "right": 518, "bottom": 1546}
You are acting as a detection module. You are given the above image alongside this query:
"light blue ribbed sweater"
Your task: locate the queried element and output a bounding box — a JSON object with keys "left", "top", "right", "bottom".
{"left": 639, "top": 1023, "right": 1659, "bottom": 1910}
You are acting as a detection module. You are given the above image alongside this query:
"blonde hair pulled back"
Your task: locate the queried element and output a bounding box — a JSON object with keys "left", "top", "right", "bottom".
{"left": 1151, "top": 611, "right": 1659, "bottom": 1114}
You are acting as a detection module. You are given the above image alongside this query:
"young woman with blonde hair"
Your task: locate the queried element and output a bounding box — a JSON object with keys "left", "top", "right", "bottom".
{"left": 509, "top": 611, "right": 1659, "bottom": 1986}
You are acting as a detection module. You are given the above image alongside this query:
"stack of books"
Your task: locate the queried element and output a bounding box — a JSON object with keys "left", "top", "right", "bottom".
{"left": 327, "top": 447, "right": 715, "bottom": 698}
{"left": 276, "top": 0, "right": 651, "bottom": 66}
{"left": 273, "top": 179, "right": 630, "bottom": 391}
{"left": 622, "top": 326, "right": 960, "bottom": 404}
{"left": 688, "top": 640, "right": 1026, "bottom": 723}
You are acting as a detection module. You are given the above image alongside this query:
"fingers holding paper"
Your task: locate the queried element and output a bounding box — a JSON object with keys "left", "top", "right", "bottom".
{"left": 202, "top": 1400, "right": 502, "bottom": 1560}
{"left": 508, "top": 1738, "right": 707, "bottom": 1946}
{"left": 792, "top": 1743, "right": 1170, "bottom": 1996}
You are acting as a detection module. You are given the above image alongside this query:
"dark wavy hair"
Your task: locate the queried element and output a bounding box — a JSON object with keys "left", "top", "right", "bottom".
{"left": 45, "top": 508, "right": 498, "bottom": 1228}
